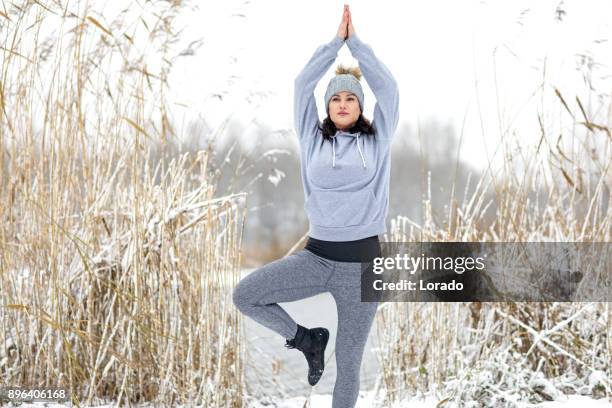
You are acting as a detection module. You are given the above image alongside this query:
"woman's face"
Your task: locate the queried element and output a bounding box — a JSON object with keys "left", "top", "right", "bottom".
{"left": 328, "top": 91, "right": 360, "bottom": 130}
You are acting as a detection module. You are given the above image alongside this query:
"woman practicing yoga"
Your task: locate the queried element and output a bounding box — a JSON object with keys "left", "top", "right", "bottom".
{"left": 233, "top": 4, "right": 399, "bottom": 407}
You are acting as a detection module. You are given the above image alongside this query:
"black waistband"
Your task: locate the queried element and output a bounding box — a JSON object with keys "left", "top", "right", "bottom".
{"left": 304, "top": 235, "right": 382, "bottom": 262}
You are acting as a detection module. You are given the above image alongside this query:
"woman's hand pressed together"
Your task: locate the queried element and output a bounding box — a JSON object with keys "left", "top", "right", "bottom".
{"left": 336, "top": 5, "right": 357, "bottom": 40}
{"left": 336, "top": 5, "right": 349, "bottom": 40}
{"left": 347, "top": 5, "right": 356, "bottom": 38}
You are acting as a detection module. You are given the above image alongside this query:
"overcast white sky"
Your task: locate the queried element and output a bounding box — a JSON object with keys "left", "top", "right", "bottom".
{"left": 165, "top": 0, "right": 612, "bottom": 169}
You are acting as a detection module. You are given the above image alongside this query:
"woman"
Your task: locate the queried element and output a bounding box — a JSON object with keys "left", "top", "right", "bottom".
{"left": 232, "top": 5, "right": 399, "bottom": 407}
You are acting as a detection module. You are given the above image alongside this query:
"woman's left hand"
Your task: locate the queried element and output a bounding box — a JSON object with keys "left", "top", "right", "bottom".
{"left": 347, "top": 5, "right": 356, "bottom": 37}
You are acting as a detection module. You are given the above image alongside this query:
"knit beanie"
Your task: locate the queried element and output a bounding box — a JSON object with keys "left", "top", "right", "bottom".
{"left": 324, "top": 65, "right": 364, "bottom": 114}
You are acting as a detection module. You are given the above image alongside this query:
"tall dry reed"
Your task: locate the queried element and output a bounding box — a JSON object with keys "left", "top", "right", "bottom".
{"left": 1, "top": 1, "right": 246, "bottom": 406}
{"left": 373, "top": 87, "right": 611, "bottom": 406}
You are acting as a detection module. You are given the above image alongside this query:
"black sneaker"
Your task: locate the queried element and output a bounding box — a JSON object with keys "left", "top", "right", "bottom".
{"left": 285, "top": 324, "right": 330, "bottom": 386}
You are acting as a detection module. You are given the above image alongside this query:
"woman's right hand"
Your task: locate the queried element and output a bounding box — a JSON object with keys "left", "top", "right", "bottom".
{"left": 336, "top": 5, "right": 349, "bottom": 40}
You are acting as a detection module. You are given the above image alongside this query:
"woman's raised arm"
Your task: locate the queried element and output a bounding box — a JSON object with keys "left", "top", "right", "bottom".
{"left": 345, "top": 8, "right": 400, "bottom": 142}
{"left": 293, "top": 7, "right": 350, "bottom": 143}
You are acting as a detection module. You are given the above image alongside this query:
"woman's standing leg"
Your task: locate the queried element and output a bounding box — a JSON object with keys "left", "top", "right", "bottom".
{"left": 232, "top": 249, "right": 336, "bottom": 340}
{"left": 329, "top": 262, "right": 379, "bottom": 408}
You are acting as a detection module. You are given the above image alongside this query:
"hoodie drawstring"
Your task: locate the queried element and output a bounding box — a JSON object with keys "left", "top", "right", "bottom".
{"left": 356, "top": 134, "right": 366, "bottom": 168}
{"left": 332, "top": 136, "right": 336, "bottom": 168}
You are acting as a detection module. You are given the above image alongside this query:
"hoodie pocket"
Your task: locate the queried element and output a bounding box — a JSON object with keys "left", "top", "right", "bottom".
{"left": 305, "top": 188, "right": 377, "bottom": 228}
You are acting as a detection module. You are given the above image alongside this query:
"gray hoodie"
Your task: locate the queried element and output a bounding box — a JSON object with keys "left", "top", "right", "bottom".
{"left": 294, "top": 34, "right": 399, "bottom": 241}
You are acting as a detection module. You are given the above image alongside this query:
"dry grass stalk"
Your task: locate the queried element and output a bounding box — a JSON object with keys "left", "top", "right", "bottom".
{"left": 1, "top": 1, "right": 246, "bottom": 406}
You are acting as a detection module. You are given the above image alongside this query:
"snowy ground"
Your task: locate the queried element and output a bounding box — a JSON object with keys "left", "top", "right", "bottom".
{"left": 246, "top": 392, "right": 612, "bottom": 408}
{"left": 10, "top": 392, "right": 612, "bottom": 407}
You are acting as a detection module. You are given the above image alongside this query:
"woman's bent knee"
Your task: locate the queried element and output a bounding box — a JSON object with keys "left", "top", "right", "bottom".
{"left": 232, "top": 279, "right": 251, "bottom": 311}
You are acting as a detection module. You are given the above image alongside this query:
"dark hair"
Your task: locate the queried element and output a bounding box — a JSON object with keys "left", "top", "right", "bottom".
{"left": 318, "top": 114, "right": 376, "bottom": 141}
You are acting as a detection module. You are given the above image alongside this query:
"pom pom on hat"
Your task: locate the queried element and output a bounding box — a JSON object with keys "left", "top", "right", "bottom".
{"left": 335, "top": 64, "right": 362, "bottom": 80}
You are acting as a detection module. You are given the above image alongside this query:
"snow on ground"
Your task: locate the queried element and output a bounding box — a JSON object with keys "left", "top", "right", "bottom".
{"left": 521, "top": 395, "right": 612, "bottom": 407}
{"left": 245, "top": 391, "right": 612, "bottom": 408}
{"left": 11, "top": 392, "right": 611, "bottom": 407}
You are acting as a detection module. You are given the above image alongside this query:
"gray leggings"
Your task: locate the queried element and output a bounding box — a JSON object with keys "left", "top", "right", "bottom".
{"left": 232, "top": 248, "right": 379, "bottom": 408}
